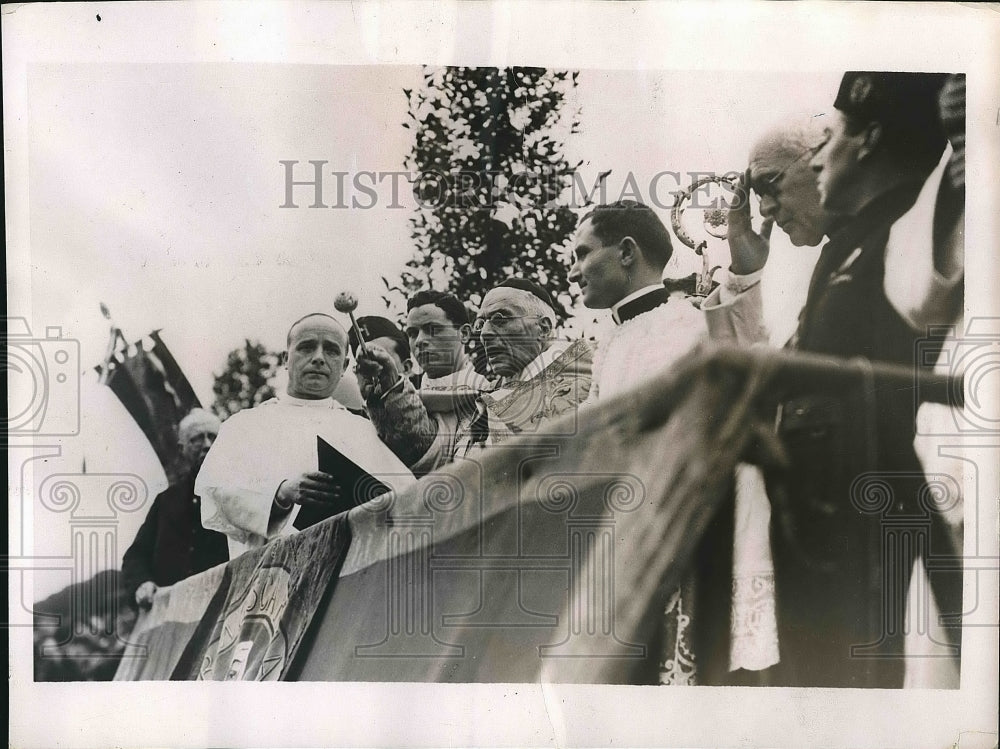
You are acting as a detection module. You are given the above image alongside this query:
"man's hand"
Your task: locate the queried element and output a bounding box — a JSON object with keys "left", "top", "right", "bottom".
{"left": 727, "top": 169, "right": 774, "bottom": 276}
{"left": 135, "top": 581, "right": 158, "bottom": 610}
{"left": 275, "top": 472, "right": 342, "bottom": 510}
{"left": 354, "top": 345, "right": 401, "bottom": 402}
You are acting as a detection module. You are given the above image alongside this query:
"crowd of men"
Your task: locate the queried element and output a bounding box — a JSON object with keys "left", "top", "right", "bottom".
{"left": 122, "top": 71, "right": 966, "bottom": 688}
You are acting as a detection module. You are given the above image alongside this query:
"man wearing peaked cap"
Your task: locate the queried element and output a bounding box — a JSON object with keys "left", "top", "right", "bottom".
{"left": 748, "top": 71, "right": 962, "bottom": 688}
{"left": 347, "top": 315, "right": 414, "bottom": 381}
{"left": 812, "top": 71, "right": 948, "bottom": 217}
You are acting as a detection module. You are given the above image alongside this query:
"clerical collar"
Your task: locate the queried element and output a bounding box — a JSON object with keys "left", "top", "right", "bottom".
{"left": 612, "top": 285, "right": 672, "bottom": 325}
{"left": 280, "top": 393, "right": 341, "bottom": 408}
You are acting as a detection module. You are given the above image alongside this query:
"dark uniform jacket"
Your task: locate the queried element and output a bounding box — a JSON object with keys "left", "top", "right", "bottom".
{"left": 121, "top": 476, "right": 230, "bottom": 606}
{"left": 769, "top": 183, "right": 959, "bottom": 687}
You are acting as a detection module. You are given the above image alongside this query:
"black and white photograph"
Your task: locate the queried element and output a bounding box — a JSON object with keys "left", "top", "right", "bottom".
{"left": 6, "top": 2, "right": 999, "bottom": 748}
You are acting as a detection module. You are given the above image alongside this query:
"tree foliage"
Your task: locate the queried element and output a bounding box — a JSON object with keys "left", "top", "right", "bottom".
{"left": 211, "top": 340, "right": 281, "bottom": 419}
{"left": 389, "top": 66, "right": 583, "bottom": 322}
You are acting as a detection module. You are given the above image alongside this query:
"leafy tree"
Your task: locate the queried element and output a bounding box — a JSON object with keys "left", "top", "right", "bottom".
{"left": 388, "top": 66, "right": 582, "bottom": 323}
{"left": 211, "top": 340, "right": 280, "bottom": 419}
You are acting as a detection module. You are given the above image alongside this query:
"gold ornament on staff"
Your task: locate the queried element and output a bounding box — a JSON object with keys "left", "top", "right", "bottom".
{"left": 669, "top": 174, "right": 738, "bottom": 304}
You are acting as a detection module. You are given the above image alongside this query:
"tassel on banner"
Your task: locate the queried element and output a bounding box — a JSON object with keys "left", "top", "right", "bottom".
{"left": 93, "top": 304, "right": 202, "bottom": 485}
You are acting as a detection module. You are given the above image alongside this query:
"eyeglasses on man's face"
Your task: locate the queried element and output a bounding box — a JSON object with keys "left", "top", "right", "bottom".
{"left": 755, "top": 137, "right": 830, "bottom": 199}
{"left": 471, "top": 311, "right": 541, "bottom": 334}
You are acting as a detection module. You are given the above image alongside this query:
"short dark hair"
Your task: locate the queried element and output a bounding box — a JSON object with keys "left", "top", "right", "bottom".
{"left": 406, "top": 290, "right": 470, "bottom": 328}
{"left": 579, "top": 200, "right": 673, "bottom": 269}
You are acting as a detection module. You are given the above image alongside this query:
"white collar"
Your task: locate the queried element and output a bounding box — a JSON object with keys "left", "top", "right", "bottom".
{"left": 279, "top": 392, "right": 342, "bottom": 408}
{"left": 611, "top": 285, "right": 665, "bottom": 323}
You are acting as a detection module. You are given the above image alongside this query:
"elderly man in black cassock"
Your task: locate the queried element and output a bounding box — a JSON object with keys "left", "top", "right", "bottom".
{"left": 122, "top": 409, "right": 229, "bottom": 610}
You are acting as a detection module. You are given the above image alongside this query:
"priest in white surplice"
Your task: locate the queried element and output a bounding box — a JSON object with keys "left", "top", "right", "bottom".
{"left": 570, "top": 207, "right": 706, "bottom": 402}
{"left": 197, "top": 313, "right": 416, "bottom": 558}
{"left": 568, "top": 200, "right": 710, "bottom": 685}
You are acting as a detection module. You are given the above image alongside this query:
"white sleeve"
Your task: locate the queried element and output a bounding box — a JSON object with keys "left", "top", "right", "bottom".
{"left": 702, "top": 269, "right": 769, "bottom": 346}
{"left": 195, "top": 413, "right": 298, "bottom": 548}
{"left": 883, "top": 145, "right": 963, "bottom": 332}
{"left": 889, "top": 264, "right": 964, "bottom": 333}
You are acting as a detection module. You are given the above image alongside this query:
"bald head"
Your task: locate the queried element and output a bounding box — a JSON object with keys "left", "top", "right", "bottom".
{"left": 285, "top": 313, "right": 348, "bottom": 399}
{"left": 748, "top": 118, "right": 836, "bottom": 247}
{"left": 286, "top": 313, "right": 343, "bottom": 347}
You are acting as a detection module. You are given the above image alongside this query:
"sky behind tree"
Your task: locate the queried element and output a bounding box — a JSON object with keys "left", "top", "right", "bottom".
{"left": 23, "top": 63, "right": 839, "bottom": 598}
{"left": 27, "top": 63, "right": 838, "bottom": 403}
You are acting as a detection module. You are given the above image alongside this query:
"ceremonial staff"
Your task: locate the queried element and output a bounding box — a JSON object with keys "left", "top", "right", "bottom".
{"left": 335, "top": 290, "right": 381, "bottom": 398}
{"left": 669, "top": 174, "right": 740, "bottom": 305}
